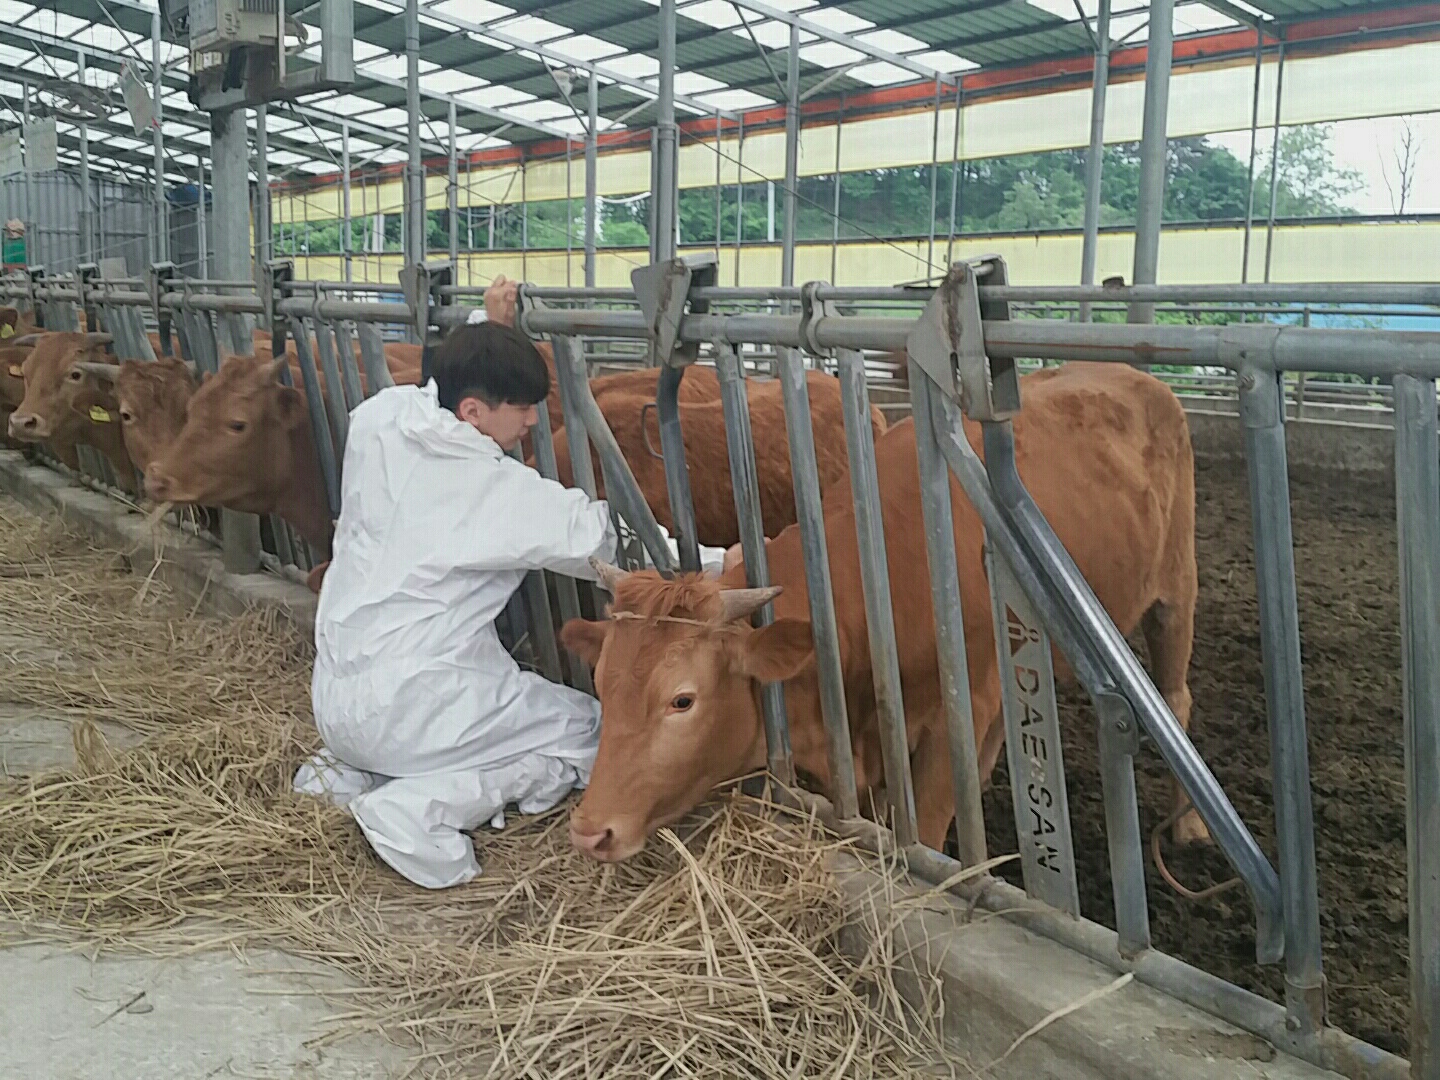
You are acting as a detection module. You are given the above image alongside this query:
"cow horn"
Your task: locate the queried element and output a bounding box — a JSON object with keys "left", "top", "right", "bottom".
{"left": 83, "top": 332, "right": 114, "bottom": 346}
{"left": 74, "top": 361, "right": 122, "bottom": 378}
{"left": 10, "top": 333, "right": 42, "bottom": 347}
{"left": 589, "top": 556, "right": 628, "bottom": 593}
{"left": 715, "top": 585, "right": 783, "bottom": 623}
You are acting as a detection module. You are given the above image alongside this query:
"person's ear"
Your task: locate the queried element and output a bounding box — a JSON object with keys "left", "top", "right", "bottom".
{"left": 456, "top": 396, "right": 484, "bottom": 426}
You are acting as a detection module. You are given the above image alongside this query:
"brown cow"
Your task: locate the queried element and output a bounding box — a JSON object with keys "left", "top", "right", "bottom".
{"left": 548, "top": 369, "right": 884, "bottom": 548}
{"left": 558, "top": 362, "right": 1204, "bottom": 862}
{"left": 7, "top": 332, "right": 139, "bottom": 493}
{"left": 143, "top": 353, "right": 333, "bottom": 558}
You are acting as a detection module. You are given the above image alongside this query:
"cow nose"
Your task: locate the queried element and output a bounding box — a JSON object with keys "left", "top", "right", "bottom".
{"left": 569, "top": 818, "right": 614, "bottom": 858}
{"left": 144, "top": 470, "right": 171, "bottom": 500}
{"left": 8, "top": 412, "right": 39, "bottom": 438}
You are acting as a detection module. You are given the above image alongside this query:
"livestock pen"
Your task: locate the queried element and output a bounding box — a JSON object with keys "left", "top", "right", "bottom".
{"left": 0, "top": 258, "right": 1437, "bottom": 1079}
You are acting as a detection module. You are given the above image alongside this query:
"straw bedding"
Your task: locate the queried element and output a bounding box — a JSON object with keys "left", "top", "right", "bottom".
{"left": 0, "top": 500, "right": 963, "bottom": 1079}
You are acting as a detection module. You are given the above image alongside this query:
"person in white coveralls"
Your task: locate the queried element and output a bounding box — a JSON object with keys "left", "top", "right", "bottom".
{"left": 294, "top": 284, "right": 723, "bottom": 888}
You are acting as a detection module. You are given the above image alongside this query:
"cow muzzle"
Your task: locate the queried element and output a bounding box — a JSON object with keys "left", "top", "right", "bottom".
{"left": 568, "top": 810, "right": 646, "bottom": 863}
{"left": 7, "top": 411, "right": 46, "bottom": 440}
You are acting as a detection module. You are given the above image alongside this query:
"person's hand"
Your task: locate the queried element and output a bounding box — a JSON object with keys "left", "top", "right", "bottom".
{"left": 485, "top": 275, "right": 519, "bottom": 327}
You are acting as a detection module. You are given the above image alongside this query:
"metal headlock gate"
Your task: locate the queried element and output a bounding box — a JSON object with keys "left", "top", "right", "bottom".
{"left": 3, "top": 256, "right": 1439, "bottom": 1079}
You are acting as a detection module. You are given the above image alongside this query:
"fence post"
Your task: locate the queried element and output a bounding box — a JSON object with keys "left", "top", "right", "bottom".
{"left": 1392, "top": 373, "right": 1440, "bottom": 1077}
{"left": 714, "top": 341, "right": 793, "bottom": 785}
{"left": 1237, "top": 366, "right": 1326, "bottom": 1037}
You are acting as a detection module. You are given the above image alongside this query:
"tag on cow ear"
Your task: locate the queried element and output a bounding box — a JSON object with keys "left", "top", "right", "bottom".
{"left": 735, "top": 618, "right": 815, "bottom": 684}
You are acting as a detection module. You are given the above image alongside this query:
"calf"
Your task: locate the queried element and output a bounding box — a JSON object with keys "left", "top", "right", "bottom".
{"left": 548, "top": 369, "right": 884, "bottom": 548}
{"left": 7, "top": 332, "right": 138, "bottom": 493}
{"left": 559, "top": 362, "right": 1204, "bottom": 861}
{"left": 144, "top": 353, "right": 333, "bottom": 559}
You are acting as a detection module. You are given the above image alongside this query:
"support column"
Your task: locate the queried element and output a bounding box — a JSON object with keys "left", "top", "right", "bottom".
{"left": 341, "top": 122, "right": 352, "bottom": 282}
{"left": 210, "top": 106, "right": 261, "bottom": 573}
{"left": 151, "top": 11, "right": 168, "bottom": 262}
{"left": 1262, "top": 37, "right": 1286, "bottom": 284}
{"left": 1079, "top": 0, "right": 1111, "bottom": 322}
{"left": 77, "top": 50, "right": 93, "bottom": 263}
{"left": 1128, "top": 0, "right": 1174, "bottom": 325}
{"left": 404, "top": 0, "right": 424, "bottom": 278}
{"left": 831, "top": 95, "right": 842, "bottom": 283}
{"left": 781, "top": 23, "right": 799, "bottom": 289}
{"left": 584, "top": 71, "right": 598, "bottom": 287}
{"left": 1240, "top": 30, "right": 1264, "bottom": 282}
{"left": 254, "top": 103, "right": 270, "bottom": 294}
{"left": 196, "top": 158, "right": 207, "bottom": 277}
{"left": 447, "top": 101, "right": 459, "bottom": 267}
{"left": 654, "top": 0, "right": 678, "bottom": 263}
{"left": 926, "top": 75, "right": 941, "bottom": 278}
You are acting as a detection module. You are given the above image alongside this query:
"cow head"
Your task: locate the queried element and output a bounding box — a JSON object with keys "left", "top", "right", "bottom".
{"left": 107, "top": 356, "right": 197, "bottom": 473}
{"left": 7, "top": 332, "right": 117, "bottom": 443}
{"left": 560, "top": 560, "right": 815, "bottom": 862}
{"left": 145, "top": 352, "right": 303, "bottom": 511}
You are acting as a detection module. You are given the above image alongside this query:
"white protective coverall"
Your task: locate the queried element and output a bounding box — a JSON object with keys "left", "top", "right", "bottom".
{"left": 295, "top": 378, "right": 723, "bottom": 889}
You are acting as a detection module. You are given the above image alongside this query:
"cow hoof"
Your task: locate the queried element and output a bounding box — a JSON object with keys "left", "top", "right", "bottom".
{"left": 1172, "top": 808, "right": 1212, "bottom": 846}
{"left": 306, "top": 561, "right": 330, "bottom": 594}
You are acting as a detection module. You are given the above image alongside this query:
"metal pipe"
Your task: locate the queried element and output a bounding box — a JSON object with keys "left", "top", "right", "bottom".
{"left": 1263, "top": 38, "right": 1286, "bottom": 284}
{"left": 776, "top": 347, "right": 858, "bottom": 818}
{"left": 832, "top": 95, "right": 843, "bottom": 284}
{"left": 714, "top": 342, "right": 794, "bottom": 783}
{"left": 255, "top": 104, "right": 270, "bottom": 314}
{"left": 734, "top": 116, "right": 743, "bottom": 286}
{"left": 715, "top": 111, "right": 723, "bottom": 267}
{"left": 926, "top": 76, "right": 941, "bottom": 278}
{"left": 310, "top": 318, "right": 352, "bottom": 461}
{"left": 1128, "top": 0, "right": 1174, "bottom": 325}
{"left": 405, "top": 0, "right": 424, "bottom": 282}
{"left": 781, "top": 24, "right": 800, "bottom": 289}
{"left": 21, "top": 85, "right": 33, "bottom": 270}
{"left": 288, "top": 318, "right": 342, "bottom": 517}
{"left": 197, "top": 160, "right": 207, "bottom": 278}
{"left": 448, "top": 102, "right": 458, "bottom": 268}
{"left": 151, "top": 10, "right": 167, "bottom": 263}
{"left": 1240, "top": 32, "right": 1264, "bottom": 282}
{"left": 1079, "top": 0, "right": 1111, "bottom": 322}
{"left": 584, "top": 72, "right": 599, "bottom": 287}
{"left": 77, "top": 50, "right": 93, "bottom": 264}
{"left": 342, "top": 123, "right": 352, "bottom": 283}
{"left": 946, "top": 84, "right": 961, "bottom": 268}
{"left": 655, "top": 0, "right": 679, "bottom": 263}
{"left": 837, "top": 348, "right": 918, "bottom": 846}
{"left": 211, "top": 104, "right": 262, "bottom": 573}
{"left": 551, "top": 336, "right": 597, "bottom": 499}
{"left": 1392, "top": 374, "right": 1440, "bottom": 1080}
{"left": 1237, "top": 367, "right": 1325, "bottom": 1033}
{"left": 907, "top": 363, "right": 986, "bottom": 867}
{"left": 655, "top": 364, "right": 701, "bottom": 572}
{"left": 1094, "top": 691, "right": 1153, "bottom": 957}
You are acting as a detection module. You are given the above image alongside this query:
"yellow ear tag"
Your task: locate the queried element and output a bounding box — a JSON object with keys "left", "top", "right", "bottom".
{"left": 1, "top": 323, "right": 13, "bottom": 339}
{"left": 88, "top": 405, "right": 112, "bottom": 423}
{"left": 6, "top": 364, "right": 20, "bottom": 377}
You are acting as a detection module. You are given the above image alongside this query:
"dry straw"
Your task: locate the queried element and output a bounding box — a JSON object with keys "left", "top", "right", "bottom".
{"left": 0, "top": 501, "right": 967, "bottom": 1079}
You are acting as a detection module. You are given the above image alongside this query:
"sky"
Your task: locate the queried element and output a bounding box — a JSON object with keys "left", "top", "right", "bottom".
{"left": 1208, "top": 112, "right": 1440, "bottom": 216}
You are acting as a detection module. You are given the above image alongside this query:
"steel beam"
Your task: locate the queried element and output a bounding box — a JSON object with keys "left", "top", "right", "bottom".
{"left": 1079, "top": 0, "right": 1111, "bottom": 322}
{"left": 1129, "top": 0, "right": 1175, "bottom": 325}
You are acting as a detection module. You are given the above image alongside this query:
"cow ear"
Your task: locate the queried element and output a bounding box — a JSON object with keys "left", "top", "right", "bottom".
{"left": 735, "top": 618, "right": 814, "bottom": 683}
{"left": 275, "top": 385, "right": 305, "bottom": 421}
{"left": 560, "top": 618, "right": 609, "bottom": 668}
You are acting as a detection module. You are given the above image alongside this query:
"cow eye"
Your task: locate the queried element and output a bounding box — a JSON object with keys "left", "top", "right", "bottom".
{"left": 227, "top": 420, "right": 246, "bottom": 433}
{"left": 68, "top": 368, "right": 83, "bottom": 380}
{"left": 669, "top": 693, "right": 695, "bottom": 713}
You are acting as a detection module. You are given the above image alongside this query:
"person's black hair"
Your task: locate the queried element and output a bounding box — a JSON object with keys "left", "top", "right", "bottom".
{"left": 430, "top": 322, "right": 550, "bottom": 413}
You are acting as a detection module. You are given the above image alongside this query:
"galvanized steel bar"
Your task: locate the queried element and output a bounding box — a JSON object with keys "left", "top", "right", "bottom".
{"left": 448, "top": 102, "right": 459, "bottom": 268}
{"left": 342, "top": 123, "right": 352, "bottom": 283}
{"left": 655, "top": 0, "right": 679, "bottom": 264}
{"left": 330, "top": 322, "right": 365, "bottom": 409}
{"left": 1263, "top": 38, "right": 1286, "bottom": 285}
{"left": 77, "top": 51, "right": 93, "bottom": 263}
{"left": 309, "top": 318, "right": 352, "bottom": 462}
{"left": 907, "top": 364, "right": 987, "bottom": 868}
{"left": 781, "top": 24, "right": 800, "bottom": 289}
{"left": 1094, "top": 691, "right": 1154, "bottom": 958}
{"left": 1129, "top": 0, "right": 1174, "bottom": 325}
{"left": 584, "top": 73, "right": 598, "bottom": 288}
{"left": 151, "top": 10, "right": 167, "bottom": 263}
{"left": 655, "top": 364, "right": 701, "bottom": 573}
{"left": 715, "top": 342, "right": 794, "bottom": 784}
{"left": 1237, "top": 368, "right": 1325, "bottom": 1034}
{"left": 837, "top": 347, "right": 917, "bottom": 846}
{"left": 1079, "top": 0, "right": 1111, "bottom": 322}
{"left": 1393, "top": 374, "right": 1440, "bottom": 1080}
{"left": 554, "top": 334, "right": 677, "bottom": 573}
{"left": 355, "top": 323, "right": 394, "bottom": 392}
{"left": 1240, "top": 33, "right": 1264, "bottom": 282}
{"left": 288, "top": 318, "right": 342, "bottom": 518}
{"left": 504, "top": 443, "right": 566, "bottom": 684}
{"left": 551, "top": 336, "right": 597, "bottom": 499}
{"left": 926, "top": 76, "right": 941, "bottom": 277}
{"left": 404, "top": 0, "right": 424, "bottom": 282}
{"left": 526, "top": 394, "right": 593, "bottom": 694}
{"left": 255, "top": 105, "right": 270, "bottom": 306}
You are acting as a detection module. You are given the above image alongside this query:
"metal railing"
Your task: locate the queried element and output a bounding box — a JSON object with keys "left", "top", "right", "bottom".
{"left": 4, "top": 259, "right": 1440, "bottom": 1079}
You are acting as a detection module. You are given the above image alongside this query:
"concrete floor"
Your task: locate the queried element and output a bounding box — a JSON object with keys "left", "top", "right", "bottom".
{"left": 0, "top": 558, "right": 408, "bottom": 1080}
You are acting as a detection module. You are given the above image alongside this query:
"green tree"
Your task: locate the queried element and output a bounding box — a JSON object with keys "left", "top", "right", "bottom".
{"left": 1252, "top": 124, "right": 1364, "bottom": 218}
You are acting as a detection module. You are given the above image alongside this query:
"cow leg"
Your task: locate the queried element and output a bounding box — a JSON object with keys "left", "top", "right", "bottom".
{"left": 1141, "top": 597, "right": 1209, "bottom": 845}
{"left": 911, "top": 720, "right": 958, "bottom": 851}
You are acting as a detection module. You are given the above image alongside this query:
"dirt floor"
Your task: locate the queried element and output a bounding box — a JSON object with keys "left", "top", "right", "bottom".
{"left": 982, "top": 455, "right": 1410, "bottom": 1055}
